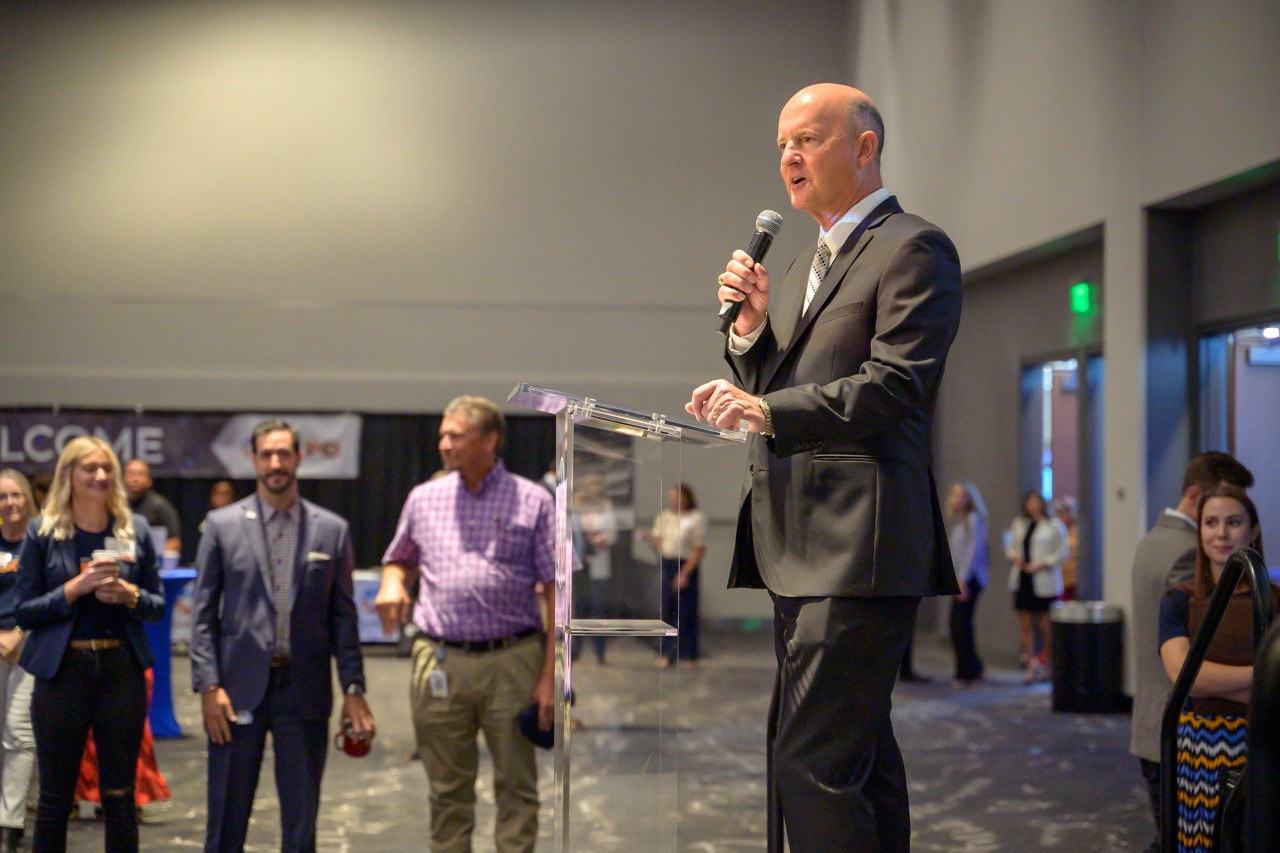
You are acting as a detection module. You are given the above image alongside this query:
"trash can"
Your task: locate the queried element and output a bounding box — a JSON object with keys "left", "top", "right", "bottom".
{"left": 1050, "top": 601, "right": 1125, "bottom": 713}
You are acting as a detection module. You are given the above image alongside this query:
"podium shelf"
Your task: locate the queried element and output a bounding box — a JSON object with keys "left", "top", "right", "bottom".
{"left": 569, "top": 618, "right": 676, "bottom": 637}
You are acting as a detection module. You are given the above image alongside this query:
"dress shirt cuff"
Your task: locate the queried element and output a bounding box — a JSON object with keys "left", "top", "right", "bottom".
{"left": 727, "top": 314, "right": 767, "bottom": 355}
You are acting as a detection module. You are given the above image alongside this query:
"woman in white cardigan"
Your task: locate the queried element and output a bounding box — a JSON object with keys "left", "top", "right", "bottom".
{"left": 1005, "top": 491, "right": 1067, "bottom": 683}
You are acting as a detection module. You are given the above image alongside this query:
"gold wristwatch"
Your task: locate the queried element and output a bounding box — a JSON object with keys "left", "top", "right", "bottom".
{"left": 759, "top": 397, "right": 775, "bottom": 437}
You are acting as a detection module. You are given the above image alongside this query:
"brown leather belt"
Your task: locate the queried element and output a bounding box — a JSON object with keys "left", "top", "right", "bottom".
{"left": 271, "top": 651, "right": 292, "bottom": 668}
{"left": 69, "top": 639, "right": 123, "bottom": 651}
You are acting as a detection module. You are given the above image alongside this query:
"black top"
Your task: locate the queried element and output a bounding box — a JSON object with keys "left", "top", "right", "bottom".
{"left": 1021, "top": 521, "right": 1036, "bottom": 564}
{"left": 1158, "top": 587, "right": 1191, "bottom": 649}
{"left": 0, "top": 533, "right": 23, "bottom": 631}
{"left": 130, "top": 491, "right": 180, "bottom": 543}
{"left": 70, "top": 526, "right": 128, "bottom": 641}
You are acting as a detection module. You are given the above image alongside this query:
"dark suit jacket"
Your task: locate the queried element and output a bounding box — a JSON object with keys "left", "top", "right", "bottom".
{"left": 727, "top": 196, "right": 962, "bottom": 598}
{"left": 15, "top": 514, "right": 165, "bottom": 680}
{"left": 190, "top": 496, "right": 364, "bottom": 721}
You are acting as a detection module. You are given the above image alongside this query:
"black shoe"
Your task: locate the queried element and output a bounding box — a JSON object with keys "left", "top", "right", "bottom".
{"left": 0, "top": 825, "right": 22, "bottom": 853}
{"left": 899, "top": 671, "right": 931, "bottom": 684}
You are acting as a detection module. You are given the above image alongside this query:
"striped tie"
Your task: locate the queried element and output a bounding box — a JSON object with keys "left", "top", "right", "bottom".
{"left": 803, "top": 238, "right": 832, "bottom": 316}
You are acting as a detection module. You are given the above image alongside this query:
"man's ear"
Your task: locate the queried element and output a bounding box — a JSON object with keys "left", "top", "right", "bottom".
{"left": 857, "top": 130, "right": 879, "bottom": 167}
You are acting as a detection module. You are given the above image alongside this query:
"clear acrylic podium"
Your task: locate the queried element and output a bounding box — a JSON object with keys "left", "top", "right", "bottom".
{"left": 508, "top": 383, "right": 745, "bottom": 852}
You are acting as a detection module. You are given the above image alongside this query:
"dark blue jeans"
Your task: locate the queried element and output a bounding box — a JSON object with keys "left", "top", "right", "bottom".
{"left": 660, "top": 558, "right": 699, "bottom": 662}
{"left": 32, "top": 645, "right": 147, "bottom": 853}
{"left": 571, "top": 576, "right": 609, "bottom": 662}
{"left": 949, "top": 578, "right": 985, "bottom": 682}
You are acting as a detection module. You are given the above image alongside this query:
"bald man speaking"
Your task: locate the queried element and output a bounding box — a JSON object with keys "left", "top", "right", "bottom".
{"left": 688, "top": 83, "right": 962, "bottom": 851}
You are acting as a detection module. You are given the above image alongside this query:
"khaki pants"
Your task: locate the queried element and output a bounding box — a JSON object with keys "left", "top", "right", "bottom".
{"left": 410, "top": 634, "right": 543, "bottom": 853}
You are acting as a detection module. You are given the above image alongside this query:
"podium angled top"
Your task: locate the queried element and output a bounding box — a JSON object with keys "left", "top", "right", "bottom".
{"left": 508, "top": 383, "right": 746, "bottom": 446}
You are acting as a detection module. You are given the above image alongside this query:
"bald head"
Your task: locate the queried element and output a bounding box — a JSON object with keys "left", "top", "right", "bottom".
{"left": 778, "top": 83, "right": 885, "bottom": 229}
{"left": 785, "top": 84, "right": 884, "bottom": 160}
{"left": 124, "top": 458, "right": 153, "bottom": 501}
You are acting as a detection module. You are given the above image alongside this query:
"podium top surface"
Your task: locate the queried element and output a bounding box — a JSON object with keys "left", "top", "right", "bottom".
{"left": 507, "top": 383, "right": 746, "bottom": 446}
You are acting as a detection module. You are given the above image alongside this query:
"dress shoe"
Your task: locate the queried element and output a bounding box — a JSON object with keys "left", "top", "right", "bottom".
{"left": 899, "top": 671, "right": 931, "bottom": 684}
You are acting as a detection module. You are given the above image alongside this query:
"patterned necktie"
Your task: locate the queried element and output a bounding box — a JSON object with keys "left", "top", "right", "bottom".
{"left": 803, "top": 238, "right": 832, "bottom": 316}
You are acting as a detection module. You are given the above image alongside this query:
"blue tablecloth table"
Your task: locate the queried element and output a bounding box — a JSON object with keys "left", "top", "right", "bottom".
{"left": 144, "top": 567, "right": 197, "bottom": 739}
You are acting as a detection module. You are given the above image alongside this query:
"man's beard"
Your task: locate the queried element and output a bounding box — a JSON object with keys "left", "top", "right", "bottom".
{"left": 259, "top": 471, "right": 295, "bottom": 495}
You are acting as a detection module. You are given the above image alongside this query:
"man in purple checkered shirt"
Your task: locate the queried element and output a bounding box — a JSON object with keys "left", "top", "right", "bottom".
{"left": 376, "top": 396, "right": 554, "bottom": 853}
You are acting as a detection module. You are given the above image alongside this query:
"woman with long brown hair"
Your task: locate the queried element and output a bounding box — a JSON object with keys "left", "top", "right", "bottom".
{"left": 15, "top": 437, "right": 163, "bottom": 852}
{"left": 1158, "top": 483, "right": 1274, "bottom": 852}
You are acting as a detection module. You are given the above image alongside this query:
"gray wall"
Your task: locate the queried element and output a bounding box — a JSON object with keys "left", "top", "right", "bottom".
{"left": 850, "top": 0, "right": 1280, "bottom": 684}
{"left": 4, "top": 1, "right": 1280, "bottom": 640}
{"left": 1, "top": 1, "right": 842, "bottom": 417}
{"left": 1191, "top": 184, "right": 1280, "bottom": 330}
{"left": 0, "top": 0, "right": 847, "bottom": 621}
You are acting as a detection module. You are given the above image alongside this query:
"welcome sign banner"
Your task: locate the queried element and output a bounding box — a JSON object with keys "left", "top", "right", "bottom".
{"left": 0, "top": 411, "right": 362, "bottom": 479}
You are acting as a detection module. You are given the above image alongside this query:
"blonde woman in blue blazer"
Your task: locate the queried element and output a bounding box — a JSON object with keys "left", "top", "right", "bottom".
{"left": 15, "top": 436, "right": 162, "bottom": 853}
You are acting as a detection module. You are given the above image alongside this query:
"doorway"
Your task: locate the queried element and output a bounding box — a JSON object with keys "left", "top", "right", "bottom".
{"left": 1199, "top": 322, "right": 1280, "bottom": 569}
{"left": 1019, "top": 355, "right": 1105, "bottom": 599}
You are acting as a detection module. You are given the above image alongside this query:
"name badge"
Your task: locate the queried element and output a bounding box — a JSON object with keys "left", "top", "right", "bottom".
{"left": 429, "top": 669, "right": 449, "bottom": 699}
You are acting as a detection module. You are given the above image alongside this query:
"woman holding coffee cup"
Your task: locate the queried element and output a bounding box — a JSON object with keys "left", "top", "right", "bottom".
{"left": 15, "top": 437, "right": 163, "bottom": 853}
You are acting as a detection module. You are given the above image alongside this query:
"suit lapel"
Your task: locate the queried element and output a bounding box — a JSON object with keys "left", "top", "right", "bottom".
{"left": 762, "top": 197, "right": 900, "bottom": 391}
{"left": 57, "top": 537, "right": 80, "bottom": 582}
{"left": 784, "top": 227, "right": 875, "bottom": 352}
{"left": 240, "top": 498, "right": 273, "bottom": 605}
{"left": 292, "top": 501, "right": 318, "bottom": 611}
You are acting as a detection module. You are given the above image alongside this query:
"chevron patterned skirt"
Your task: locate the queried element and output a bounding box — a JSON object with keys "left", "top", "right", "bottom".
{"left": 1175, "top": 711, "right": 1248, "bottom": 852}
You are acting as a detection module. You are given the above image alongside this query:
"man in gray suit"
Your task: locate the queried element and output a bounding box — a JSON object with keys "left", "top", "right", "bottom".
{"left": 688, "top": 83, "right": 961, "bottom": 851}
{"left": 1129, "top": 451, "right": 1253, "bottom": 852}
{"left": 191, "top": 419, "right": 374, "bottom": 852}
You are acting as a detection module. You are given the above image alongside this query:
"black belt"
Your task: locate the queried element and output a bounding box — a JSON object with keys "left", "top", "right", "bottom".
{"left": 422, "top": 627, "right": 540, "bottom": 653}
{"left": 271, "top": 651, "right": 291, "bottom": 668}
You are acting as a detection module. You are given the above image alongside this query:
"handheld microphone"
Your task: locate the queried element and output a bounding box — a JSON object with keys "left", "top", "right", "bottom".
{"left": 717, "top": 209, "right": 784, "bottom": 335}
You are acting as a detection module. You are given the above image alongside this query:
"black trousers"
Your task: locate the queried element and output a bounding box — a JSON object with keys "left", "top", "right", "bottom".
{"left": 768, "top": 594, "right": 920, "bottom": 853}
{"left": 31, "top": 646, "right": 148, "bottom": 853}
{"left": 1139, "top": 757, "right": 1161, "bottom": 851}
{"left": 949, "top": 578, "right": 985, "bottom": 682}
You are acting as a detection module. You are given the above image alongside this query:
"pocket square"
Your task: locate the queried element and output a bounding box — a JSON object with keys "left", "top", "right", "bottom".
{"left": 306, "top": 551, "right": 332, "bottom": 562}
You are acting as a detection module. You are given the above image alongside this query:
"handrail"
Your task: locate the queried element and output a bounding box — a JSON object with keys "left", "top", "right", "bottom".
{"left": 1159, "top": 547, "right": 1271, "bottom": 853}
{"left": 1246, "top": 616, "right": 1280, "bottom": 849}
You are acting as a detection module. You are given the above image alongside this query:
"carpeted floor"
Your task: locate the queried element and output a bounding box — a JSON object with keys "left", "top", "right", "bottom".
{"left": 56, "top": 630, "right": 1153, "bottom": 851}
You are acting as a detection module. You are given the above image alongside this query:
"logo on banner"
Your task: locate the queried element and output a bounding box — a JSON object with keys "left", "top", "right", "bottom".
{"left": 210, "top": 415, "right": 362, "bottom": 479}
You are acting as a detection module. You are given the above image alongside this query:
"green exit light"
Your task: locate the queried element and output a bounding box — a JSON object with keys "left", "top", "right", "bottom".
{"left": 1070, "top": 281, "right": 1093, "bottom": 315}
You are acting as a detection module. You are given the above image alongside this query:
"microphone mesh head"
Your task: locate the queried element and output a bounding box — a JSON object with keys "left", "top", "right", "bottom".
{"left": 756, "top": 209, "right": 784, "bottom": 237}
